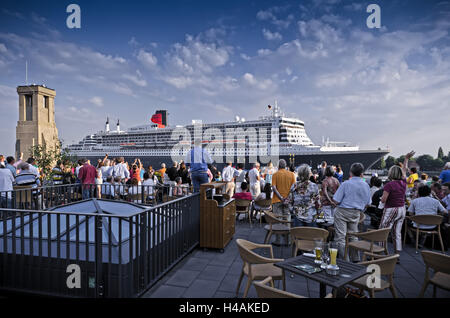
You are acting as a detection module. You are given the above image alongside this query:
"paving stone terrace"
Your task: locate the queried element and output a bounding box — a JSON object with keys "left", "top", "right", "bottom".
{"left": 143, "top": 217, "right": 450, "bottom": 299}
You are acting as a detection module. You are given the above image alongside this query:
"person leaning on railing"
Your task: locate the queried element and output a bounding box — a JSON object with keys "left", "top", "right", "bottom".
{"left": 78, "top": 159, "right": 98, "bottom": 200}
{"left": 51, "top": 161, "right": 64, "bottom": 185}
{"left": 185, "top": 138, "right": 213, "bottom": 193}
{"left": 101, "top": 176, "right": 115, "bottom": 199}
{"left": 16, "top": 162, "right": 41, "bottom": 188}
{"left": 0, "top": 161, "right": 14, "bottom": 208}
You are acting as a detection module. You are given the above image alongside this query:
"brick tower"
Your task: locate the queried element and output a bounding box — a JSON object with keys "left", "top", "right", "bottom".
{"left": 16, "top": 85, "right": 59, "bottom": 159}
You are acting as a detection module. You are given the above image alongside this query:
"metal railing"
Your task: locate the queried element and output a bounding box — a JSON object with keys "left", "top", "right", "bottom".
{"left": 0, "top": 183, "right": 192, "bottom": 211}
{"left": 0, "top": 185, "right": 200, "bottom": 297}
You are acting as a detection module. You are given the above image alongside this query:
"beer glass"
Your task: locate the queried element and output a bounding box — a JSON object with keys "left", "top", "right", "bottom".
{"left": 329, "top": 242, "right": 338, "bottom": 266}
{"left": 314, "top": 239, "right": 323, "bottom": 264}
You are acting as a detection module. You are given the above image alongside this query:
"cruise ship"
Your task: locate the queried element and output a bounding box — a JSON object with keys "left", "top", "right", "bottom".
{"left": 66, "top": 104, "right": 389, "bottom": 176}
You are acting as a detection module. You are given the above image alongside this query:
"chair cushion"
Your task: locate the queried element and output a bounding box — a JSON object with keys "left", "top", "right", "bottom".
{"left": 264, "top": 224, "right": 290, "bottom": 232}
{"left": 348, "top": 240, "right": 385, "bottom": 253}
{"left": 350, "top": 274, "right": 390, "bottom": 291}
{"left": 430, "top": 272, "right": 450, "bottom": 291}
{"left": 244, "top": 263, "right": 284, "bottom": 280}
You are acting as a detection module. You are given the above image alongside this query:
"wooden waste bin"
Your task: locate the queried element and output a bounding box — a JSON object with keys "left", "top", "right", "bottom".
{"left": 199, "top": 182, "right": 236, "bottom": 250}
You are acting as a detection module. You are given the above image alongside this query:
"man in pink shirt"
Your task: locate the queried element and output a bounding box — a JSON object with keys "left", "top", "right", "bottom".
{"left": 78, "top": 159, "right": 97, "bottom": 199}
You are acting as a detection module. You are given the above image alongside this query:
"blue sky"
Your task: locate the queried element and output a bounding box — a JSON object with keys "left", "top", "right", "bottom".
{"left": 0, "top": 0, "right": 449, "bottom": 158}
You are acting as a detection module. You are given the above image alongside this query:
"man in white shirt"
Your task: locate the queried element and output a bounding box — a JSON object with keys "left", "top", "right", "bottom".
{"left": 0, "top": 165, "right": 15, "bottom": 208}
{"left": 248, "top": 162, "right": 261, "bottom": 199}
{"left": 407, "top": 184, "right": 447, "bottom": 247}
{"left": 101, "top": 159, "right": 113, "bottom": 181}
{"left": 26, "top": 158, "right": 40, "bottom": 178}
{"left": 222, "top": 161, "right": 236, "bottom": 197}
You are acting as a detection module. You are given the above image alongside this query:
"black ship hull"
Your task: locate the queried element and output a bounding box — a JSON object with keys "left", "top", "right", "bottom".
{"left": 83, "top": 149, "right": 388, "bottom": 179}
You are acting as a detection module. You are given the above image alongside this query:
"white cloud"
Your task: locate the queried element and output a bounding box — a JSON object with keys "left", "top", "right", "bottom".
{"left": 128, "top": 37, "right": 139, "bottom": 46}
{"left": 165, "top": 34, "right": 230, "bottom": 75}
{"left": 112, "top": 83, "right": 135, "bottom": 96}
{"left": 256, "top": 7, "right": 293, "bottom": 29}
{"left": 163, "top": 76, "right": 193, "bottom": 89}
{"left": 240, "top": 53, "right": 251, "bottom": 61}
{"left": 89, "top": 96, "right": 104, "bottom": 107}
{"left": 344, "top": 3, "right": 363, "bottom": 11}
{"left": 257, "top": 49, "right": 272, "bottom": 56}
{"left": 262, "top": 29, "right": 282, "bottom": 41}
{"left": 0, "top": 43, "right": 7, "bottom": 53}
{"left": 123, "top": 70, "right": 148, "bottom": 87}
{"left": 137, "top": 49, "right": 158, "bottom": 68}
{"left": 242, "top": 73, "right": 275, "bottom": 90}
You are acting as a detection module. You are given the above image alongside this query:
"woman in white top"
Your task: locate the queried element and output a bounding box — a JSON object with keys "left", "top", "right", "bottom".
{"left": 235, "top": 163, "right": 246, "bottom": 193}
{"left": 96, "top": 162, "right": 103, "bottom": 198}
{"left": 263, "top": 162, "right": 276, "bottom": 185}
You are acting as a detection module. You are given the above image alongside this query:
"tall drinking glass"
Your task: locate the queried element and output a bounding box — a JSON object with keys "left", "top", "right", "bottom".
{"left": 329, "top": 242, "right": 338, "bottom": 266}
{"left": 314, "top": 239, "right": 323, "bottom": 264}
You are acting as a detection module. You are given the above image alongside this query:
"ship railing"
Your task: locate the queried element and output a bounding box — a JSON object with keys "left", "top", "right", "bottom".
{"left": 0, "top": 189, "right": 200, "bottom": 297}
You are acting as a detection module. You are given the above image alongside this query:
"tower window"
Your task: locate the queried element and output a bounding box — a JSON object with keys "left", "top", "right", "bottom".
{"left": 44, "top": 96, "right": 50, "bottom": 122}
{"left": 25, "top": 95, "right": 32, "bottom": 121}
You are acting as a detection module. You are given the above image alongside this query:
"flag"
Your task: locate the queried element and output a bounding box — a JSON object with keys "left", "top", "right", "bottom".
{"left": 151, "top": 113, "right": 165, "bottom": 128}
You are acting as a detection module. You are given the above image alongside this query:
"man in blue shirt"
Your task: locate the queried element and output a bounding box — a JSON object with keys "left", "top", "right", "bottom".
{"left": 5, "top": 156, "right": 17, "bottom": 177}
{"left": 439, "top": 162, "right": 450, "bottom": 184}
{"left": 332, "top": 162, "right": 371, "bottom": 261}
{"left": 185, "top": 138, "right": 212, "bottom": 193}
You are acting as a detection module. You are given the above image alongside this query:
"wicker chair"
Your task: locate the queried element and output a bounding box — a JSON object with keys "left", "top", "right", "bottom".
{"left": 290, "top": 227, "right": 329, "bottom": 257}
{"left": 253, "top": 276, "right": 334, "bottom": 298}
{"left": 263, "top": 211, "right": 291, "bottom": 245}
{"left": 404, "top": 215, "right": 444, "bottom": 253}
{"left": 235, "top": 199, "right": 253, "bottom": 226}
{"left": 419, "top": 250, "right": 450, "bottom": 297}
{"left": 350, "top": 252, "right": 400, "bottom": 298}
{"left": 345, "top": 228, "right": 390, "bottom": 261}
{"left": 235, "top": 239, "right": 286, "bottom": 298}
{"left": 252, "top": 199, "right": 272, "bottom": 225}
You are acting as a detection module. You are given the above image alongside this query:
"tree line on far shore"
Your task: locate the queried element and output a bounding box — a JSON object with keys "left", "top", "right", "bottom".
{"left": 372, "top": 147, "right": 449, "bottom": 171}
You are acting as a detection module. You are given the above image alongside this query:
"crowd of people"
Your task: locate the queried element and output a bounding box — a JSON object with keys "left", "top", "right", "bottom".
{"left": 1, "top": 146, "right": 450, "bottom": 260}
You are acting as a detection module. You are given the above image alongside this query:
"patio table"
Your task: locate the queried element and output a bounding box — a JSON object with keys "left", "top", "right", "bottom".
{"left": 275, "top": 254, "right": 367, "bottom": 298}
